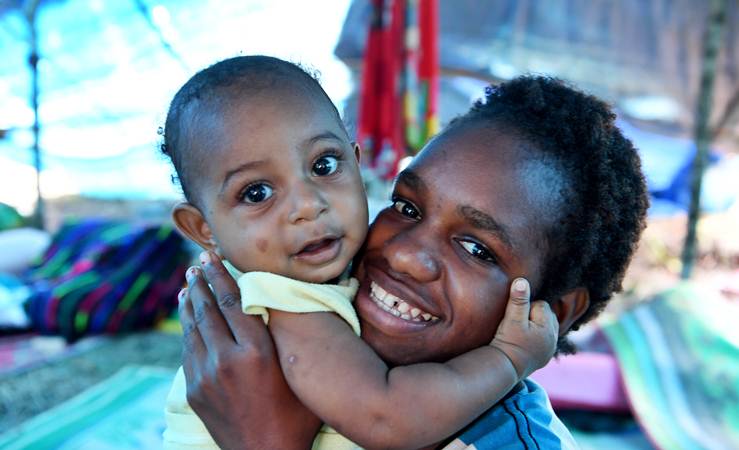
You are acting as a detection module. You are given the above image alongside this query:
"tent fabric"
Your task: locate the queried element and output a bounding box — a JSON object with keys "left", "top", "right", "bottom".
{"left": 337, "top": 0, "right": 739, "bottom": 138}
{"left": 0, "top": 1, "right": 351, "bottom": 201}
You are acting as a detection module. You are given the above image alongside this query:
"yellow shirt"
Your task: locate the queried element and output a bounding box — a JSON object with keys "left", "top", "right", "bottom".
{"left": 163, "top": 270, "right": 361, "bottom": 450}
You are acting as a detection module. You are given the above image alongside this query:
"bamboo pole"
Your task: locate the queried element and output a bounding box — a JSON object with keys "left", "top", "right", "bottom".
{"left": 24, "top": 0, "right": 44, "bottom": 229}
{"left": 680, "top": 0, "right": 728, "bottom": 279}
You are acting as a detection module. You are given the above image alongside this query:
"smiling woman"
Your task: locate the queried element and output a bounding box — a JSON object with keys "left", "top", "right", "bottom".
{"left": 176, "top": 74, "right": 648, "bottom": 450}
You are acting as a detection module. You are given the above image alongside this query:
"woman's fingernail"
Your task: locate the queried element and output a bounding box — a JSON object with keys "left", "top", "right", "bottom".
{"left": 199, "top": 251, "right": 211, "bottom": 265}
{"left": 513, "top": 278, "right": 528, "bottom": 293}
{"left": 186, "top": 266, "right": 198, "bottom": 281}
{"left": 178, "top": 288, "right": 187, "bottom": 303}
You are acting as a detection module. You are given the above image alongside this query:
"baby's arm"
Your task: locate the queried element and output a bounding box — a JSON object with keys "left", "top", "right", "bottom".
{"left": 268, "top": 277, "right": 558, "bottom": 450}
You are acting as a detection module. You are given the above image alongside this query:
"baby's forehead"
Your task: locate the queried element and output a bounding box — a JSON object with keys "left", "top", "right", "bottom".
{"left": 184, "top": 92, "right": 348, "bottom": 194}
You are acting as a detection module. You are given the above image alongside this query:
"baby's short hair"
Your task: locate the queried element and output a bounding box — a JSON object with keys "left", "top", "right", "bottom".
{"left": 452, "top": 76, "right": 649, "bottom": 352}
{"left": 160, "top": 55, "right": 342, "bottom": 205}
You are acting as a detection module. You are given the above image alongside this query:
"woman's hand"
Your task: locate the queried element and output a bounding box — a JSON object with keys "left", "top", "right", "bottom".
{"left": 179, "top": 251, "right": 322, "bottom": 449}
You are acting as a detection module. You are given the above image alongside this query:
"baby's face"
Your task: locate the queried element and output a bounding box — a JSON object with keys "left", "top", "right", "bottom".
{"left": 194, "top": 91, "right": 368, "bottom": 283}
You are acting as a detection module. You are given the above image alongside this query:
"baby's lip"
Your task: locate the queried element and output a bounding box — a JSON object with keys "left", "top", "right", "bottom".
{"left": 294, "top": 234, "right": 341, "bottom": 255}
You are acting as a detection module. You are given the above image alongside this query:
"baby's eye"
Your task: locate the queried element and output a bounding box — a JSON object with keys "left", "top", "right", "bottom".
{"left": 392, "top": 198, "right": 421, "bottom": 220}
{"left": 458, "top": 240, "right": 496, "bottom": 263}
{"left": 241, "top": 183, "right": 273, "bottom": 204}
{"left": 312, "top": 155, "right": 339, "bottom": 176}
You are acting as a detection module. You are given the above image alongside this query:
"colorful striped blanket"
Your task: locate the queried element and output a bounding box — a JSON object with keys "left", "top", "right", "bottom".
{"left": 23, "top": 219, "right": 190, "bottom": 341}
{"left": 602, "top": 284, "right": 739, "bottom": 450}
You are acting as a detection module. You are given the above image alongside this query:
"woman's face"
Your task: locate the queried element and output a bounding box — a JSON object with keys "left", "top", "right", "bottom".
{"left": 353, "top": 121, "right": 560, "bottom": 365}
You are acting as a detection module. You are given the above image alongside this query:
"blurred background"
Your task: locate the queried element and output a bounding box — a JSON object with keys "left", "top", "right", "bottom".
{"left": 0, "top": 1, "right": 737, "bottom": 449}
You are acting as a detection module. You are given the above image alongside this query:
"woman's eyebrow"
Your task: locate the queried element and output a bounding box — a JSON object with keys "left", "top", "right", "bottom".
{"left": 395, "top": 170, "right": 426, "bottom": 193}
{"left": 457, "top": 205, "right": 514, "bottom": 251}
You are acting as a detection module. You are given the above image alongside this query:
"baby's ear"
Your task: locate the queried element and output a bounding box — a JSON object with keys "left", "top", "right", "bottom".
{"left": 172, "top": 202, "right": 217, "bottom": 252}
{"left": 550, "top": 287, "right": 590, "bottom": 336}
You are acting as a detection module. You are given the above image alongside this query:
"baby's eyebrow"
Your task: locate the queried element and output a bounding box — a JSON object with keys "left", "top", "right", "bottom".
{"left": 220, "top": 160, "right": 266, "bottom": 195}
{"left": 306, "top": 131, "right": 346, "bottom": 146}
{"left": 457, "top": 205, "right": 514, "bottom": 252}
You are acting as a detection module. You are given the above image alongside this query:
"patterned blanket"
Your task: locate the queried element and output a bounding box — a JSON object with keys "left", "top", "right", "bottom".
{"left": 602, "top": 284, "right": 739, "bottom": 450}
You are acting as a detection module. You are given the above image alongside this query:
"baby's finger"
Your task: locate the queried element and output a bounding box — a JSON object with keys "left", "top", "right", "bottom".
{"left": 531, "top": 300, "right": 559, "bottom": 333}
{"left": 503, "top": 277, "right": 531, "bottom": 323}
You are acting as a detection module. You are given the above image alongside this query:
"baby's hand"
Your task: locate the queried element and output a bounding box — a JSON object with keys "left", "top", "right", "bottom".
{"left": 490, "top": 278, "right": 559, "bottom": 379}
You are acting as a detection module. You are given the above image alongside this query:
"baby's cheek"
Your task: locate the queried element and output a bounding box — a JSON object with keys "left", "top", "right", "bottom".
{"left": 226, "top": 230, "right": 280, "bottom": 274}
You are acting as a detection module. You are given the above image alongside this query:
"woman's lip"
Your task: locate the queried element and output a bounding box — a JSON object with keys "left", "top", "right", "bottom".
{"left": 356, "top": 284, "right": 434, "bottom": 335}
{"left": 355, "top": 270, "right": 442, "bottom": 335}
{"left": 292, "top": 237, "right": 342, "bottom": 265}
{"left": 362, "top": 265, "right": 442, "bottom": 318}
{"left": 369, "top": 281, "right": 439, "bottom": 322}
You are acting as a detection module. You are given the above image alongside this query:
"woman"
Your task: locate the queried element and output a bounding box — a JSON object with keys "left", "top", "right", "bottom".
{"left": 177, "top": 76, "right": 648, "bottom": 449}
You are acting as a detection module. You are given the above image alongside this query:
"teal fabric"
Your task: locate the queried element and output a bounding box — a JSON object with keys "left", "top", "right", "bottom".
{"left": 602, "top": 284, "right": 739, "bottom": 450}
{"left": 0, "top": 203, "right": 23, "bottom": 231}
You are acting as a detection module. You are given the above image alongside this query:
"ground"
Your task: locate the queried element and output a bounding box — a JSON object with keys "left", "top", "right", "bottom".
{"left": 0, "top": 331, "right": 182, "bottom": 431}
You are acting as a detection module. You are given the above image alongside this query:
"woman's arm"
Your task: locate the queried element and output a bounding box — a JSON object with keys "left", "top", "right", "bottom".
{"left": 267, "top": 278, "right": 558, "bottom": 450}
{"left": 180, "top": 254, "right": 321, "bottom": 450}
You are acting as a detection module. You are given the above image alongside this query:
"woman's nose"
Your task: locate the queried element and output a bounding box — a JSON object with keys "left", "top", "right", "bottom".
{"left": 287, "top": 179, "right": 329, "bottom": 223}
{"left": 383, "top": 230, "right": 441, "bottom": 282}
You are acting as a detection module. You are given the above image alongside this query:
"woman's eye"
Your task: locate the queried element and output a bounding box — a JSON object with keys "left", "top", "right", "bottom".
{"left": 241, "top": 183, "right": 273, "bottom": 204}
{"left": 392, "top": 199, "right": 421, "bottom": 219}
{"left": 459, "top": 240, "right": 495, "bottom": 263}
{"left": 312, "top": 155, "right": 339, "bottom": 176}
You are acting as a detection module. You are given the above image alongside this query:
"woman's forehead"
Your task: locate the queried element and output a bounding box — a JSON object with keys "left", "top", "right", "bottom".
{"left": 403, "top": 124, "right": 562, "bottom": 270}
{"left": 413, "top": 122, "right": 568, "bottom": 213}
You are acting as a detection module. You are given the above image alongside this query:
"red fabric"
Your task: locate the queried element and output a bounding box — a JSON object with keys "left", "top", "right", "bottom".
{"left": 358, "top": 0, "right": 438, "bottom": 179}
{"left": 418, "top": 0, "right": 439, "bottom": 137}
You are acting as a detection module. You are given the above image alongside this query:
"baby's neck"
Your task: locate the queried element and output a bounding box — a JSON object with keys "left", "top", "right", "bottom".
{"left": 223, "top": 260, "right": 352, "bottom": 285}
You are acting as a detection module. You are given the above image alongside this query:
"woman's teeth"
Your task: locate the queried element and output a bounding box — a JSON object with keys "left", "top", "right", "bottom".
{"left": 370, "top": 281, "right": 438, "bottom": 322}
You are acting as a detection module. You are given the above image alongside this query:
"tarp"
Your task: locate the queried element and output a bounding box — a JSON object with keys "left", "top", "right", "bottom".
{"left": 336, "top": 0, "right": 739, "bottom": 138}
{"left": 0, "top": 0, "right": 351, "bottom": 203}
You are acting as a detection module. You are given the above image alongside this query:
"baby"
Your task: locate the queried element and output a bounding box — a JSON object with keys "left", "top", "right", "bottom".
{"left": 162, "top": 55, "right": 557, "bottom": 449}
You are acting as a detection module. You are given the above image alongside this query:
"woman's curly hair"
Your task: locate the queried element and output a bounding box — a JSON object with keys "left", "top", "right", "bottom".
{"left": 455, "top": 76, "right": 649, "bottom": 353}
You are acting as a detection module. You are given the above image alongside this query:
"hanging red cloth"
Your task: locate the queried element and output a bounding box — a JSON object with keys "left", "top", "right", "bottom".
{"left": 357, "top": 0, "right": 438, "bottom": 179}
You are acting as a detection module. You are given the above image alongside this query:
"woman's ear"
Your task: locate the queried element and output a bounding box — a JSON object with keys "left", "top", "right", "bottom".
{"left": 172, "top": 202, "right": 218, "bottom": 252}
{"left": 551, "top": 287, "right": 590, "bottom": 336}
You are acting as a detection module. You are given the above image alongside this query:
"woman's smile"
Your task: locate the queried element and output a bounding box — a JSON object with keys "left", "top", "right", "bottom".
{"left": 352, "top": 123, "right": 551, "bottom": 365}
{"left": 369, "top": 281, "right": 439, "bottom": 322}
{"left": 355, "top": 272, "right": 441, "bottom": 337}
